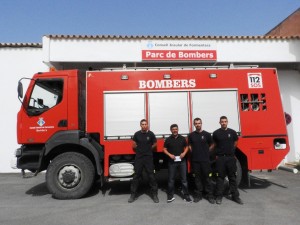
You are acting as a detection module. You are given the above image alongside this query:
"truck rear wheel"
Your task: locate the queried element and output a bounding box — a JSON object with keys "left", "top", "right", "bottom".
{"left": 46, "top": 152, "right": 95, "bottom": 199}
{"left": 235, "top": 158, "right": 242, "bottom": 186}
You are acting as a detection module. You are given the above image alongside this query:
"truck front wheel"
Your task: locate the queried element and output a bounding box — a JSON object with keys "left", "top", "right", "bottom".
{"left": 46, "top": 152, "right": 95, "bottom": 199}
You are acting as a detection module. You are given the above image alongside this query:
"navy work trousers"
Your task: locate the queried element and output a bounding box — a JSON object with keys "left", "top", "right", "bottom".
{"left": 215, "top": 155, "right": 239, "bottom": 198}
{"left": 192, "top": 161, "right": 214, "bottom": 198}
{"left": 130, "top": 155, "right": 158, "bottom": 195}
{"left": 167, "top": 158, "right": 189, "bottom": 196}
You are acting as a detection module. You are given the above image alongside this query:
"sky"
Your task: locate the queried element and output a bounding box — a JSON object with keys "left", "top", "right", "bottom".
{"left": 0, "top": 0, "right": 299, "bottom": 43}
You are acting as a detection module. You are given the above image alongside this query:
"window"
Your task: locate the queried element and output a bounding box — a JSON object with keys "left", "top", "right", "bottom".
{"left": 149, "top": 92, "right": 189, "bottom": 135}
{"left": 104, "top": 93, "right": 145, "bottom": 137}
{"left": 27, "top": 79, "right": 63, "bottom": 115}
{"left": 192, "top": 91, "right": 240, "bottom": 133}
{"left": 240, "top": 93, "right": 267, "bottom": 111}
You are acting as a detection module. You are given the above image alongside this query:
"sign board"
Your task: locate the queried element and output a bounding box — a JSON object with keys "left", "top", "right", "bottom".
{"left": 141, "top": 40, "right": 217, "bottom": 61}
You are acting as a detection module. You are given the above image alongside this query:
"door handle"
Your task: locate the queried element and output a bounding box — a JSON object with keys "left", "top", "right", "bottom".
{"left": 58, "top": 120, "right": 68, "bottom": 127}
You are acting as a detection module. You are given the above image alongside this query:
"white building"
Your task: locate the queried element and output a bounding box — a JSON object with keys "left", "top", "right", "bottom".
{"left": 1, "top": 11, "right": 300, "bottom": 173}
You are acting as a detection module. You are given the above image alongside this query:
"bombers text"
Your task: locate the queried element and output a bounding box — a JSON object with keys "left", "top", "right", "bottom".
{"left": 139, "top": 79, "right": 196, "bottom": 89}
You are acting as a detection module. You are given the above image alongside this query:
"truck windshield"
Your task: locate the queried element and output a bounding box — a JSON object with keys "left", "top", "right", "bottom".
{"left": 27, "top": 79, "right": 63, "bottom": 115}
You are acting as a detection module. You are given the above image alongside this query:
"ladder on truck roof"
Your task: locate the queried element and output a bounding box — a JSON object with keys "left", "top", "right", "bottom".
{"left": 94, "top": 64, "right": 259, "bottom": 72}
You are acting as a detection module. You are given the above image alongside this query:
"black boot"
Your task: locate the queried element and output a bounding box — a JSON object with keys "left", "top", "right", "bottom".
{"left": 152, "top": 193, "right": 159, "bottom": 203}
{"left": 128, "top": 193, "right": 136, "bottom": 203}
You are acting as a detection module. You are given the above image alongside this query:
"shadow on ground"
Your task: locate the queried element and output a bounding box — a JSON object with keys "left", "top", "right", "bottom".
{"left": 26, "top": 182, "right": 50, "bottom": 196}
{"left": 24, "top": 170, "right": 287, "bottom": 199}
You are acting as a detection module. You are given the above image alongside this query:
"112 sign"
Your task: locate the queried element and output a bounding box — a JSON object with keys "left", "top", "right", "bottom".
{"left": 248, "top": 73, "right": 263, "bottom": 88}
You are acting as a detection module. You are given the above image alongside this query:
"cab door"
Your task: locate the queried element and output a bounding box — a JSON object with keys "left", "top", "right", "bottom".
{"left": 18, "top": 77, "right": 68, "bottom": 144}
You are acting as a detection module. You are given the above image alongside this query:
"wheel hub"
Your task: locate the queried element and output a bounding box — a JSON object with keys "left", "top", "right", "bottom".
{"left": 58, "top": 165, "right": 81, "bottom": 189}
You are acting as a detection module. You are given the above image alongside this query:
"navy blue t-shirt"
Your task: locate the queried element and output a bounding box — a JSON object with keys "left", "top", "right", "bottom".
{"left": 164, "top": 134, "right": 187, "bottom": 157}
{"left": 133, "top": 130, "right": 157, "bottom": 157}
{"left": 212, "top": 128, "right": 238, "bottom": 155}
{"left": 188, "top": 130, "right": 212, "bottom": 162}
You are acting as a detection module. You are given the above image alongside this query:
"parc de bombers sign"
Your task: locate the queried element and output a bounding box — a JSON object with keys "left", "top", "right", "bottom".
{"left": 141, "top": 40, "right": 217, "bottom": 61}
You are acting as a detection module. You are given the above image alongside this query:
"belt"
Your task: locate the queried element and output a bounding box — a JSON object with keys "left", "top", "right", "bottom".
{"left": 217, "top": 154, "right": 234, "bottom": 157}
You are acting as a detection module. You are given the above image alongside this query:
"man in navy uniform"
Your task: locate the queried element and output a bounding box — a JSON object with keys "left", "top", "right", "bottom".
{"left": 128, "top": 119, "right": 159, "bottom": 203}
{"left": 188, "top": 118, "right": 215, "bottom": 204}
{"left": 212, "top": 116, "right": 243, "bottom": 205}
{"left": 163, "top": 124, "right": 192, "bottom": 203}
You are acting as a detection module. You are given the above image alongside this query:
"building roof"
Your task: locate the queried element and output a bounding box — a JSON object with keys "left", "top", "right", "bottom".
{"left": 44, "top": 34, "right": 300, "bottom": 40}
{"left": 1, "top": 34, "right": 299, "bottom": 47}
{"left": 266, "top": 8, "right": 300, "bottom": 36}
{"left": 0, "top": 43, "right": 42, "bottom": 48}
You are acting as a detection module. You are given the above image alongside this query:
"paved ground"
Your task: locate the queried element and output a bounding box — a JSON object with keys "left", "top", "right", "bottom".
{"left": 0, "top": 169, "right": 300, "bottom": 225}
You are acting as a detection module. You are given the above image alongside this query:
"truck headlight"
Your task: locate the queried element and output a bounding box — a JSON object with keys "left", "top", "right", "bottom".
{"left": 274, "top": 138, "right": 287, "bottom": 150}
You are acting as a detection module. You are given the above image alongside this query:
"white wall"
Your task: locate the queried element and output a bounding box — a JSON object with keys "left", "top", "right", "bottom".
{"left": 44, "top": 37, "right": 142, "bottom": 62}
{"left": 278, "top": 70, "right": 300, "bottom": 163}
{"left": 217, "top": 39, "right": 300, "bottom": 62}
{"left": 43, "top": 37, "right": 300, "bottom": 64}
{"left": 0, "top": 47, "right": 48, "bottom": 172}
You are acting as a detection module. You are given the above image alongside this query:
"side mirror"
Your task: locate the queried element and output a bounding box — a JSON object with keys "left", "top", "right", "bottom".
{"left": 37, "top": 98, "right": 44, "bottom": 106}
{"left": 18, "top": 81, "right": 23, "bottom": 99}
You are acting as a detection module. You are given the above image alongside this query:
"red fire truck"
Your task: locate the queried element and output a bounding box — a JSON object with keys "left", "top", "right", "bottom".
{"left": 16, "top": 66, "right": 289, "bottom": 199}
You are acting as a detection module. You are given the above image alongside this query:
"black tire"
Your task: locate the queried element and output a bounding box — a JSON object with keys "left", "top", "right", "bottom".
{"left": 235, "top": 159, "right": 242, "bottom": 186}
{"left": 46, "top": 152, "right": 95, "bottom": 199}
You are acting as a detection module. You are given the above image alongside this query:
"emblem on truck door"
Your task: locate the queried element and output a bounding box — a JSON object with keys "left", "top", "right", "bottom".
{"left": 37, "top": 117, "right": 45, "bottom": 126}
